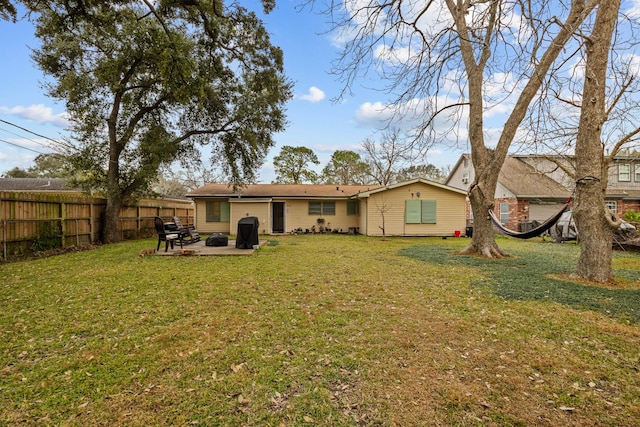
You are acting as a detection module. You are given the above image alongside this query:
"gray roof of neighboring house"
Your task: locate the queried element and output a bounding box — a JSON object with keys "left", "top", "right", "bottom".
{"left": 498, "top": 157, "right": 572, "bottom": 199}
{"left": 609, "top": 189, "right": 640, "bottom": 200}
{"left": 0, "top": 178, "right": 79, "bottom": 192}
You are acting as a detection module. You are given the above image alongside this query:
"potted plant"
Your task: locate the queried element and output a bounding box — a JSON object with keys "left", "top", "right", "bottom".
{"left": 317, "top": 217, "right": 326, "bottom": 233}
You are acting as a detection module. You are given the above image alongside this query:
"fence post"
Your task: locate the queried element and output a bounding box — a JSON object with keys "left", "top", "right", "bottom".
{"left": 60, "top": 201, "right": 66, "bottom": 248}
{"left": 90, "top": 202, "right": 95, "bottom": 243}
{"left": 2, "top": 221, "right": 6, "bottom": 261}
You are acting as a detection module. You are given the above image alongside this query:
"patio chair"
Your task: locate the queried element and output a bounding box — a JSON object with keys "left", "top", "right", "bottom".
{"left": 172, "top": 216, "right": 201, "bottom": 244}
{"left": 154, "top": 216, "right": 183, "bottom": 252}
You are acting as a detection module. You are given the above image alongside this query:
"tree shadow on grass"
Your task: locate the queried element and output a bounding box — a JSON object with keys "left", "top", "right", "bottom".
{"left": 400, "top": 244, "right": 640, "bottom": 323}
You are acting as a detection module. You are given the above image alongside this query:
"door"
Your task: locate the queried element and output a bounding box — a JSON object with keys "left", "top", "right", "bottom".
{"left": 272, "top": 202, "right": 285, "bottom": 233}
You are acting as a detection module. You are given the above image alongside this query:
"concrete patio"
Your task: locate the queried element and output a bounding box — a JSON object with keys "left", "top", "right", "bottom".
{"left": 154, "top": 239, "right": 267, "bottom": 256}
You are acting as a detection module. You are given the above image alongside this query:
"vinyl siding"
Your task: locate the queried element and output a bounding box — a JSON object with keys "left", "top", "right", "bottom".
{"left": 194, "top": 197, "right": 361, "bottom": 235}
{"left": 364, "top": 182, "right": 466, "bottom": 236}
{"left": 191, "top": 181, "right": 464, "bottom": 237}
{"left": 194, "top": 199, "right": 231, "bottom": 234}
{"left": 446, "top": 154, "right": 474, "bottom": 191}
{"left": 284, "top": 199, "right": 360, "bottom": 233}
{"left": 608, "top": 160, "right": 640, "bottom": 190}
{"left": 229, "top": 201, "right": 270, "bottom": 235}
{"left": 357, "top": 199, "right": 368, "bottom": 235}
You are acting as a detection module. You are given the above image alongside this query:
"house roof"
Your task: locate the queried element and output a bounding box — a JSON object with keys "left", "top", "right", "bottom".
{"left": 0, "top": 178, "right": 79, "bottom": 192}
{"left": 354, "top": 178, "right": 468, "bottom": 198}
{"left": 187, "top": 183, "right": 378, "bottom": 199}
{"left": 447, "top": 153, "right": 640, "bottom": 200}
{"left": 610, "top": 189, "right": 640, "bottom": 200}
{"left": 498, "top": 157, "right": 571, "bottom": 199}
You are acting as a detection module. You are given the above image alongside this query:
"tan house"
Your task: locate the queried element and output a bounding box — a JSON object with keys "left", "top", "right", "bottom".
{"left": 186, "top": 179, "right": 468, "bottom": 237}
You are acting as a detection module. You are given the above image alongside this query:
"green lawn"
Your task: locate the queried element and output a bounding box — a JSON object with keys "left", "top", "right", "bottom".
{"left": 1, "top": 235, "right": 639, "bottom": 426}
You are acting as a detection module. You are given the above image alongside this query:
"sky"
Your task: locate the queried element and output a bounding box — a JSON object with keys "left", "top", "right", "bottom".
{"left": 2, "top": 1, "right": 640, "bottom": 184}
{"left": 0, "top": 1, "right": 459, "bottom": 184}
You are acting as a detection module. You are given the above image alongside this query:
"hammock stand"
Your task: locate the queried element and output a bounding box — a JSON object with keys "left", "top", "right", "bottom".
{"left": 488, "top": 197, "right": 573, "bottom": 239}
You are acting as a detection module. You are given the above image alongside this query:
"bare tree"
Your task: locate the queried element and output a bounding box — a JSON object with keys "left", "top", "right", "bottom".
{"left": 572, "top": 0, "right": 622, "bottom": 282}
{"left": 521, "top": 1, "right": 638, "bottom": 281}
{"left": 395, "top": 164, "right": 449, "bottom": 183}
{"left": 156, "top": 162, "right": 225, "bottom": 196}
{"left": 374, "top": 196, "right": 392, "bottom": 240}
{"left": 327, "top": 0, "right": 599, "bottom": 257}
{"left": 361, "top": 128, "right": 412, "bottom": 185}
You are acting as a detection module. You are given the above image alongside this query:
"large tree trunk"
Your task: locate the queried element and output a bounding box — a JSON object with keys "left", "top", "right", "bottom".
{"left": 448, "top": 0, "right": 598, "bottom": 259}
{"left": 102, "top": 195, "right": 122, "bottom": 244}
{"left": 460, "top": 178, "right": 507, "bottom": 258}
{"left": 102, "top": 135, "right": 123, "bottom": 244}
{"left": 572, "top": 0, "right": 620, "bottom": 282}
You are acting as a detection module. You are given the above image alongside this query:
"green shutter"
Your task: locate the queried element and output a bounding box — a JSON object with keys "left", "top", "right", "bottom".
{"left": 421, "top": 200, "right": 436, "bottom": 224}
{"left": 405, "top": 200, "right": 421, "bottom": 224}
{"left": 347, "top": 201, "right": 359, "bottom": 215}
{"left": 220, "top": 201, "right": 230, "bottom": 222}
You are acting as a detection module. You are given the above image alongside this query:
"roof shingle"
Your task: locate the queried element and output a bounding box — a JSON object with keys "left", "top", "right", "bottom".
{"left": 187, "top": 183, "right": 378, "bottom": 198}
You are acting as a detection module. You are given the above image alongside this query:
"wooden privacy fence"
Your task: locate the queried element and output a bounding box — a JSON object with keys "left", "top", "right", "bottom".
{"left": 0, "top": 191, "right": 194, "bottom": 260}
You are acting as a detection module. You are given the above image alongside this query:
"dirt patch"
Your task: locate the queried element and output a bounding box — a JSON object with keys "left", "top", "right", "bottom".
{"left": 1, "top": 244, "right": 101, "bottom": 263}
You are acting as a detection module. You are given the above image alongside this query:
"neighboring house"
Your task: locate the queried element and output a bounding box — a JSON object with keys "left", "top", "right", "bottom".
{"left": 446, "top": 153, "right": 640, "bottom": 232}
{"left": 186, "top": 179, "right": 468, "bottom": 237}
{"left": 0, "top": 178, "right": 81, "bottom": 193}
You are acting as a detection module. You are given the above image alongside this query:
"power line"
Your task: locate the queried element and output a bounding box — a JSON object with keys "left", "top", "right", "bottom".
{"left": 0, "top": 137, "right": 46, "bottom": 154}
{"left": 0, "top": 125, "right": 54, "bottom": 150}
{"left": 0, "top": 118, "right": 75, "bottom": 151}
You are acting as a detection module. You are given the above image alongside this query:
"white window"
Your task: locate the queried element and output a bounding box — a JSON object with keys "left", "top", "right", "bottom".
{"left": 462, "top": 172, "right": 469, "bottom": 184}
{"left": 635, "top": 164, "right": 640, "bottom": 182}
{"left": 605, "top": 200, "right": 617, "bottom": 213}
{"left": 499, "top": 202, "right": 509, "bottom": 224}
{"left": 619, "top": 164, "right": 631, "bottom": 182}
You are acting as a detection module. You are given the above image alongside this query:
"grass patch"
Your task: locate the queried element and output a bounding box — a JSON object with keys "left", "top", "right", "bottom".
{"left": 1, "top": 235, "right": 639, "bottom": 425}
{"left": 400, "top": 238, "right": 640, "bottom": 322}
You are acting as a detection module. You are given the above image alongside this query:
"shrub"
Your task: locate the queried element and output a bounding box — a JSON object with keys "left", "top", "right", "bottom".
{"left": 30, "top": 222, "right": 61, "bottom": 252}
{"left": 623, "top": 210, "right": 640, "bottom": 224}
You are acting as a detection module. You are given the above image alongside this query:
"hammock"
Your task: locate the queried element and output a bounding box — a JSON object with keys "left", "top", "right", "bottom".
{"left": 488, "top": 197, "right": 572, "bottom": 239}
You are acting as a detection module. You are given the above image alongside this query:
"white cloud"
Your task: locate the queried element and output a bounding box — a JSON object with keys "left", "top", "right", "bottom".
{"left": 626, "top": 0, "right": 640, "bottom": 19}
{"left": 354, "top": 101, "right": 394, "bottom": 127}
{"left": 373, "top": 44, "right": 415, "bottom": 65}
{"left": 298, "top": 87, "right": 326, "bottom": 103}
{"left": 620, "top": 52, "right": 640, "bottom": 77}
{"left": 0, "top": 104, "right": 69, "bottom": 127}
{"left": 0, "top": 150, "right": 37, "bottom": 173}
{"left": 311, "top": 142, "right": 362, "bottom": 153}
